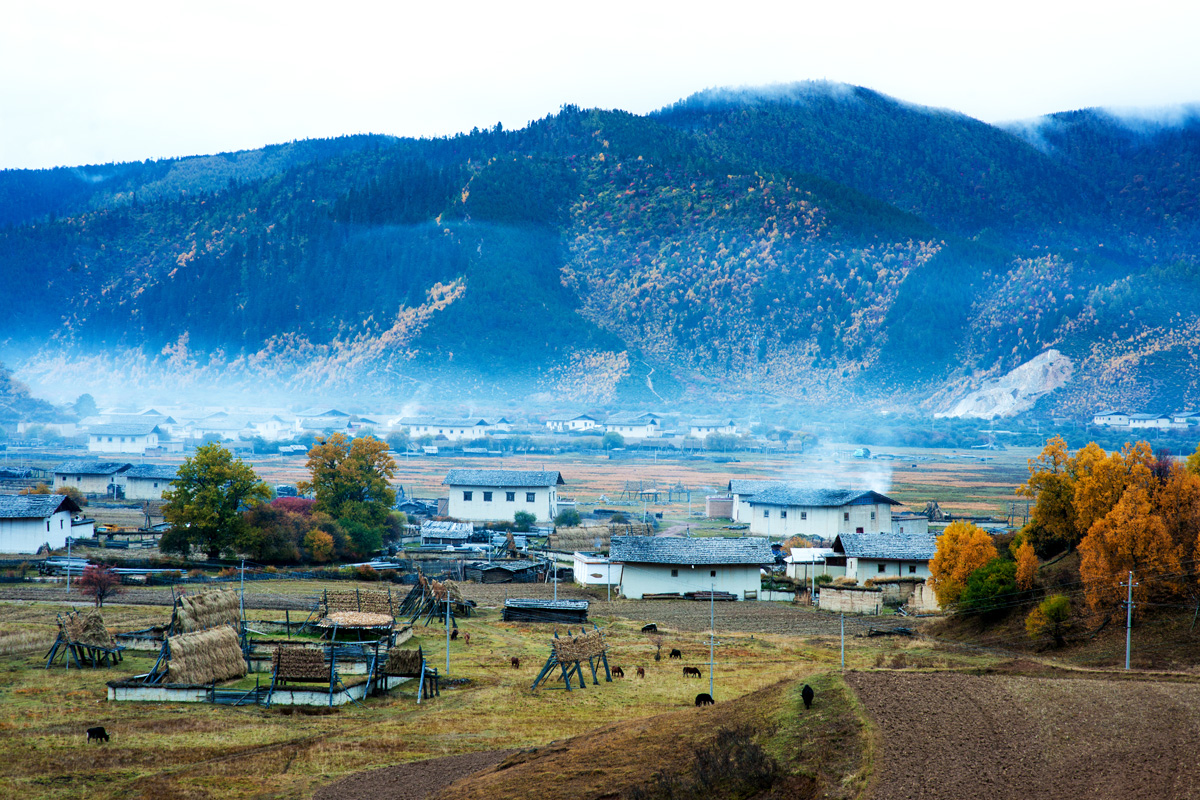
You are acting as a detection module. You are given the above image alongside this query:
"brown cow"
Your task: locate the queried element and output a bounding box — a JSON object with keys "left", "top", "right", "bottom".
{"left": 636, "top": 666, "right": 645, "bottom": 678}
{"left": 612, "top": 666, "right": 624, "bottom": 678}
{"left": 511, "top": 657, "right": 520, "bottom": 669}
{"left": 682, "top": 666, "right": 702, "bottom": 678}
{"left": 463, "top": 632, "right": 471, "bottom": 646}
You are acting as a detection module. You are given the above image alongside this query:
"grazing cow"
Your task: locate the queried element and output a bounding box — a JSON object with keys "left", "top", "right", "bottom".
{"left": 511, "top": 657, "right": 520, "bottom": 669}
{"left": 612, "top": 666, "right": 624, "bottom": 678}
{"left": 636, "top": 666, "right": 645, "bottom": 678}
{"left": 682, "top": 666, "right": 702, "bottom": 678}
{"left": 450, "top": 629, "right": 459, "bottom": 641}
{"left": 641, "top": 623, "right": 658, "bottom": 633}
{"left": 86, "top": 727, "right": 109, "bottom": 743}
{"left": 463, "top": 633, "right": 470, "bottom": 646}
{"left": 695, "top": 693, "right": 714, "bottom": 707}
{"left": 801, "top": 684, "right": 815, "bottom": 709}
{"left": 669, "top": 648, "right": 682, "bottom": 659}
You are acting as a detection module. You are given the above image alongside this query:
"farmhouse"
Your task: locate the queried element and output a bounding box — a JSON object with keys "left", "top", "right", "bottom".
{"left": 545, "top": 414, "right": 599, "bottom": 433}
{"left": 609, "top": 536, "right": 772, "bottom": 600}
{"left": 1128, "top": 413, "right": 1171, "bottom": 430}
{"left": 748, "top": 487, "right": 901, "bottom": 539}
{"left": 689, "top": 418, "right": 736, "bottom": 438}
{"left": 395, "top": 417, "right": 491, "bottom": 441}
{"left": 420, "top": 520, "right": 473, "bottom": 546}
{"left": 784, "top": 547, "right": 841, "bottom": 583}
{"left": 464, "top": 559, "right": 540, "bottom": 583}
{"left": 87, "top": 423, "right": 163, "bottom": 454}
{"left": 832, "top": 532, "right": 937, "bottom": 582}
{"left": 442, "top": 469, "right": 563, "bottom": 522}
{"left": 117, "top": 464, "right": 179, "bottom": 501}
{"left": 573, "top": 551, "right": 622, "bottom": 586}
{"left": 0, "top": 494, "right": 83, "bottom": 553}
{"left": 53, "top": 461, "right": 131, "bottom": 496}
{"left": 727, "top": 479, "right": 781, "bottom": 523}
{"left": 603, "top": 411, "right": 662, "bottom": 440}
{"left": 891, "top": 512, "right": 930, "bottom": 536}
{"left": 1092, "top": 410, "right": 1129, "bottom": 426}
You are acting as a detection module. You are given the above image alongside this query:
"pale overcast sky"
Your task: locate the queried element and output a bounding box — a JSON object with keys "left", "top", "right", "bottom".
{"left": 3, "top": 0, "right": 1198, "bottom": 170}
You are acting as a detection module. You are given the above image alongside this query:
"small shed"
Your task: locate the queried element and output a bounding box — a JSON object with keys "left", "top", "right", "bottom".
{"left": 420, "top": 520, "right": 473, "bottom": 547}
{"left": 464, "top": 559, "right": 540, "bottom": 584}
{"left": 502, "top": 599, "right": 590, "bottom": 624}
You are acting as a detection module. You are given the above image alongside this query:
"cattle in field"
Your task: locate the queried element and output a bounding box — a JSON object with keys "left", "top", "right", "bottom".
{"left": 802, "top": 684, "right": 814, "bottom": 709}
{"left": 86, "top": 726, "right": 109, "bottom": 743}
{"left": 695, "top": 693, "right": 714, "bottom": 706}
{"left": 641, "top": 623, "right": 658, "bottom": 633}
{"left": 669, "top": 648, "right": 682, "bottom": 659}
{"left": 463, "top": 633, "right": 470, "bottom": 646}
{"left": 450, "top": 629, "right": 459, "bottom": 641}
{"left": 612, "top": 666, "right": 624, "bottom": 678}
{"left": 636, "top": 666, "right": 645, "bottom": 678}
{"left": 682, "top": 666, "right": 702, "bottom": 678}
{"left": 511, "top": 657, "right": 520, "bottom": 669}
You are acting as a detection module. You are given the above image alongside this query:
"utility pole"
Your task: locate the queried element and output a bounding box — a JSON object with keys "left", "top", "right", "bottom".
{"left": 445, "top": 590, "right": 451, "bottom": 677}
{"left": 65, "top": 537, "right": 73, "bottom": 592}
{"left": 840, "top": 613, "right": 845, "bottom": 670}
{"left": 1123, "top": 570, "right": 1138, "bottom": 670}
{"left": 709, "top": 581, "right": 715, "bottom": 698}
{"left": 239, "top": 559, "right": 246, "bottom": 623}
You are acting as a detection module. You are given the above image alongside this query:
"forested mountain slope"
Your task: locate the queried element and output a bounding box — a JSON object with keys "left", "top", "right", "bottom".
{"left": 2, "top": 83, "right": 1199, "bottom": 414}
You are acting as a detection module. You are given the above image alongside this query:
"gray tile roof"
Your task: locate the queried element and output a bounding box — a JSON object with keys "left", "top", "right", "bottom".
{"left": 833, "top": 533, "right": 938, "bottom": 561}
{"left": 609, "top": 535, "right": 773, "bottom": 566}
{"left": 749, "top": 487, "right": 900, "bottom": 508}
{"left": 727, "top": 479, "right": 780, "bottom": 496}
{"left": 53, "top": 461, "right": 132, "bottom": 476}
{"left": 503, "top": 598, "right": 589, "bottom": 611}
{"left": 88, "top": 423, "right": 162, "bottom": 436}
{"left": 605, "top": 411, "right": 661, "bottom": 425}
{"left": 0, "top": 494, "right": 80, "bottom": 519}
{"left": 443, "top": 469, "right": 564, "bottom": 487}
{"left": 122, "top": 464, "right": 180, "bottom": 480}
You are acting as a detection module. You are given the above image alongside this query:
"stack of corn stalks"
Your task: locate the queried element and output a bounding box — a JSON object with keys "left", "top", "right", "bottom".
{"left": 384, "top": 648, "right": 423, "bottom": 676}
{"left": 552, "top": 630, "right": 606, "bottom": 663}
{"left": 316, "top": 611, "right": 393, "bottom": 628}
{"left": 61, "top": 610, "right": 117, "bottom": 648}
{"left": 272, "top": 645, "right": 329, "bottom": 682}
{"left": 174, "top": 589, "right": 241, "bottom": 633}
{"left": 167, "top": 627, "right": 246, "bottom": 684}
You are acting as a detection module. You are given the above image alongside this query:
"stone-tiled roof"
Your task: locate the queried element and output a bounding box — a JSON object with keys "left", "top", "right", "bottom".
{"left": 726, "top": 479, "right": 780, "bottom": 496}
{"left": 122, "top": 464, "right": 180, "bottom": 480}
{"left": 749, "top": 487, "right": 900, "bottom": 508}
{"left": 0, "top": 494, "right": 80, "bottom": 519}
{"left": 833, "top": 533, "right": 937, "bottom": 561}
{"left": 605, "top": 411, "right": 661, "bottom": 425}
{"left": 443, "top": 469, "right": 563, "bottom": 487}
{"left": 421, "top": 520, "right": 472, "bottom": 540}
{"left": 609, "top": 535, "right": 773, "bottom": 565}
{"left": 88, "top": 423, "right": 162, "bottom": 436}
{"left": 52, "top": 461, "right": 131, "bottom": 476}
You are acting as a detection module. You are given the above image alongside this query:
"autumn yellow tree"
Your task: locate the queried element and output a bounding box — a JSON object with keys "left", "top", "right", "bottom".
{"left": 1078, "top": 486, "right": 1181, "bottom": 613}
{"left": 1018, "top": 436, "right": 1079, "bottom": 554}
{"left": 1186, "top": 443, "right": 1200, "bottom": 476}
{"left": 1014, "top": 540, "right": 1038, "bottom": 591}
{"left": 1026, "top": 595, "right": 1071, "bottom": 648}
{"left": 929, "top": 521, "right": 999, "bottom": 606}
{"left": 1072, "top": 441, "right": 1155, "bottom": 540}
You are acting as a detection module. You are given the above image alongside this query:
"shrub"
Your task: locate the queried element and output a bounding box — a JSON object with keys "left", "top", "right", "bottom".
{"left": 957, "top": 558, "right": 1018, "bottom": 618}
{"left": 355, "top": 565, "right": 380, "bottom": 581}
{"left": 515, "top": 510, "right": 538, "bottom": 532}
{"left": 610, "top": 512, "right": 629, "bottom": 524}
{"left": 553, "top": 508, "right": 581, "bottom": 527}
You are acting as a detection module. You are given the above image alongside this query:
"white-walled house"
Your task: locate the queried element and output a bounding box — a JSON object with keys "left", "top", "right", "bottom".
{"left": 1092, "top": 410, "right": 1129, "bottom": 426}
{"left": 0, "top": 495, "right": 82, "bottom": 553}
{"left": 573, "top": 552, "right": 622, "bottom": 586}
{"left": 396, "top": 418, "right": 492, "bottom": 442}
{"left": 832, "top": 533, "right": 937, "bottom": 582}
{"left": 117, "top": 464, "right": 179, "bottom": 501}
{"left": 87, "top": 423, "right": 163, "bottom": 454}
{"left": 609, "top": 536, "right": 772, "bottom": 600}
{"left": 603, "top": 412, "right": 663, "bottom": 440}
{"left": 727, "top": 480, "right": 781, "bottom": 523}
{"left": 784, "top": 547, "right": 842, "bottom": 583}
{"left": 1128, "top": 413, "right": 1171, "bottom": 429}
{"left": 689, "top": 419, "right": 736, "bottom": 438}
{"left": 442, "top": 469, "right": 564, "bottom": 522}
{"left": 748, "top": 488, "right": 900, "bottom": 539}
{"left": 53, "top": 461, "right": 132, "bottom": 496}
{"left": 545, "top": 414, "right": 599, "bottom": 433}
{"left": 891, "top": 513, "right": 930, "bottom": 536}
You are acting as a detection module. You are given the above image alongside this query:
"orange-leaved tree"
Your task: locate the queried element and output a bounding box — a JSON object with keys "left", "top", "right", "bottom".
{"left": 1018, "top": 436, "right": 1079, "bottom": 555}
{"left": 929, "top": 521, "right": 998, "bottom": 606}
{"left": 1078, "top": 485, "right": 1181, "bottom": 613}
{"left": 1014, "top": 540, "right": 1038, "bottom": 591}
{"left": 1072, "top": 441, "right": 1155, "bottom": 541}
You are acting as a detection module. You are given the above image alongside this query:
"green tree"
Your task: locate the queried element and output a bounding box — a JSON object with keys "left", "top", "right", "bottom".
{"left": 551, "top": 508, "right": 579, "bottom": 528}
{"left": 601, "top": 431, "right": 624, "bottom": 450}
{"left": 1187, "top": 442, "right": 1200, "bottom": 476}
{"left": 73, "top": 393, "right": 98, "bottom": 419}
{"left": 515, "top": 510, "right": 538, "bottom": 531}
{"left": 386, "top": 429, "right": 411, "bottom": 453}
{"left": 160, "top": 443, "right": 269, "bottom": 559}
{"left": 298, "top": 433, "right": 397, "bottom": 529}
{"left": 957, "top": 558, "right": 1017, "bottom": 617}
{"left": 1026, "top": 594, "right": 1072, "bottom": 648}
{"left": 929, "top": 521, "right": 998, "bottom": 606}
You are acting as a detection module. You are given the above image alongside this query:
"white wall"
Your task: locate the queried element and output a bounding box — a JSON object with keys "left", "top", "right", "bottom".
{"left": 749, "top": 502, "right": 893, "bottom": 538}
{"left": 57, "top": 473, "right": 120, "bottom": 495}
{"left": 618, "top": 563, "right": 760, "bottom": 600}
{"left": 785, "top": 561, "right": 846, "bottom": 583}
{"left": 573, "top": 553, "right": 622, "bottom": 585}
{"left": 88, "top": 432, "right": 159, "bottom": 453}
{"left": 846, "top": 558, "right": 931, "bottom": 582}
{"left": 120, "top": 477, "right": 172, "bottom": 501}
{"left": 0, "top": 510, "right": 71, "bottom": 553}
{"left": 446, "top": 484, "right": 557, "bottom": 522}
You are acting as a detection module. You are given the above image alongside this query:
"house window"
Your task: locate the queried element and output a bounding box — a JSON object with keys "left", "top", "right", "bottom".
{"left": 463, "top": 491, "right": 473, "bottom": 501}
{"left": 856, "top": 527, "right": 864, "bottom": 534}
{"left": 153, "top": 482, "right": 158, "bottom": 488}
{"left": 506, "top": 492, "right": 515, "bottom": 501}
{"left": 710, "top": 570, "right": 716, "bottom": 577}
{"left": 108, "top": 437, "right": 113, "bottom": 442}
{"left": 46, "top": 520, "right": 50, "bottom": 531}
{"left": 800, "top": 512, "right": 807, "bottom": 520}
{"left": 878, "top": 563, "right": 886, "bottom": 573}
{"left": 671, "top": 569, "right": 678, "bottom": 577}
{"left": 908, "top": 565, "right": 916, "bottom": 574}
{"left": 763, "top": 509, "right": 770, "bottom": 518}
{"left": 781, "top": 511, "right": 787, "bottom": 519}
{"left": 843, "top": 512, "right": 849, "bottom": 521}
{"left": 76, "top": 477, "right": 81, "bottom": 483}
{"left": 526, "top": 492, "right": 535, "bottom": 502}
{"left": 870, "top": 511, "right": 876, "bottom": 521}
{"left": 483, "top": 491, "right": 493, "bottom": 502}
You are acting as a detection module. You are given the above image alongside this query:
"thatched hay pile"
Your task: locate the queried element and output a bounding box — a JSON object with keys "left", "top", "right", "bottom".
{"left": 549, "top": 526, "right": 611, "bottom": 551}
{"left": 326, "top": 588, "right": 392, "bottom": 616}
{"left": 60, "top": 610, "right": 116, "bottom": 648}
{"left": 175, "top": 589, "right": 240, "bottom": 633}
{"left": 384, "top": 648, "right": 424, "bottom": 676}
{"left": 428, "top": 579, "right": 463, "bottom": 603}
{"left": 272, "top": 646, "right": 329, "bottom": 682}
{"left": 316, "top": 611, "right": 393, "bottom": 628}
{"left": 553, "top": 630, "right": 606, "bottom": 663}
{"left": 167, "top": 627, "right": 246, "bottom": 685}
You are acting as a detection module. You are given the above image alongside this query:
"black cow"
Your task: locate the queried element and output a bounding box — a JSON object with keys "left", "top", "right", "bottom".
{"left": 801, "top": 684, "right": 815, "bottom": 709}
{"left": 641, "top": 623, "right": 658, "bottom": 633}
{"left": 86, "top": 726, "right": 109, "bottom": 743}
{"left": 695, "top": 693, "right": 714, "bottom": 707}
{"left": 668, "top": 648, "right": 682, "bottom": 659}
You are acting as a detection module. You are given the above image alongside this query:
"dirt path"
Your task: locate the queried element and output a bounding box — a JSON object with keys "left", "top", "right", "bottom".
{"left": 846, "top": 671, "right": 1200, "bottom": 800}
{"left": 312, "top": 751, "right": 516, "bottom": 800}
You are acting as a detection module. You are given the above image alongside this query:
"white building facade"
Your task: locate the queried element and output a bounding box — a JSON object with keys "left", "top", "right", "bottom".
{"left": 748, "top": 488, "right": 900, "bottom": 539}
{"left": 87, "top": 423, "right": 162, "bottom": 454}
{"left": 609, "top": 536, "right": 772, "bottom": 600}
{"left": 0, "top": 495, "right": 82, "bottom": 553}
{"left": 442, "top": 469, "right": 563, "bottom": 523}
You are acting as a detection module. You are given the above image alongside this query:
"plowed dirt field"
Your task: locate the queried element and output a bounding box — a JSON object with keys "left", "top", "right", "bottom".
{"left": 846, "top": 671, "right": 1200, "bottom": 800}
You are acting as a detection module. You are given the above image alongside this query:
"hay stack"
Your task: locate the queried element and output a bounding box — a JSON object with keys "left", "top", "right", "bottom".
{"left": 325, "top": 588, "right": 392, "bottom": 616}
{"left": 384, "top": 648, "right": 423, "bottom": 676}
{"left": 553, "top": 630, "right": 606, "bottom": 663}
{"left": 272, "top": 646, "right": 329, "bottom": 682}
{"left": 429, "top": 580, "right": 464, "bottom": 603}
{"left": 316, "top": 611, "right": 393, "bottom": 628}
{"left": 175, "top": 589, "right": 241, "bottom": 633}
{"left": 167, "top": 627, "right": 247, "bottom": 685}
{"left": 60, "top": 610, "right": 117, "bottom": 648}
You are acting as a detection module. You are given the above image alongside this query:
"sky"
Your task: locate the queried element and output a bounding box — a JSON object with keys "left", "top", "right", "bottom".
{"left": 4, "top": 0, "right": 1199, "bottom": 170}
